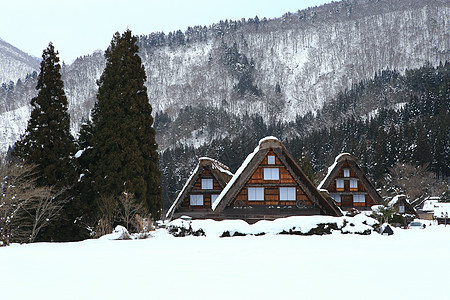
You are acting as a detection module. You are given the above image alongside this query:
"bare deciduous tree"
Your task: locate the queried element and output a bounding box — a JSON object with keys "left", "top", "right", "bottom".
{"left": 94, "top": 195, "right": 119, "bottom": 238}
{"left": 383, "top": 163, "right": 447, "bottom": 206}
{"left": 94, "top": 190, "right": 148, "bottom": 237}
{"left": 0, "top": 159, "right": 65, "bottom": 245}
{"left": 119, "top": 191, "right": 144, "bottom": 231}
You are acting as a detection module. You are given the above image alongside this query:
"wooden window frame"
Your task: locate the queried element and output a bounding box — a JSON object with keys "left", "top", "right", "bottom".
{"left": 353, "top": 194, "right": 365, "bottom": 203}
{"left": 264, "top": 168, "right": 279, "bottom": 180}
{"left": 349, "top": 179, "right": 358, "bottom": 191}
{"left": 211, "top": 194, "right": 219, "bottom": 205}
{"left": 336, "top": 179, "right": 344, "bottom": 191}
{"left": 190, "top": 194, "right": 204, "bottom": 206}
{"left": 267, "top": 155, "right": 276, "bottom": 165}
{"left": 201, "top": 178, "right": 213, "bottom": 190}
{"left": 280, "top": 187, "right": 296, "bottom": 201}
{"left": 248, "top": 187, "right": 264, "bottom": 201}
{"left": 330, "top": 193, "right": 341, "bottom": 203}
{"left": 343, "top": 168, "right": 350, "bottom": 177}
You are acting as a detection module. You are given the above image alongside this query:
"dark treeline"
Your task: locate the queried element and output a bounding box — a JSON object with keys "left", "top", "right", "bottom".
{"left": 160, "top": 62, "right": 449, "bottom": 209}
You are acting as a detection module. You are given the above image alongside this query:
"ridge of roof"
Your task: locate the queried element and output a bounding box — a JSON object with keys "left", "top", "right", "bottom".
{"left": 199, "top": 157, "right": 233, "bottom": 176}
{"left": 212, "top": 136, "right": 342, "bottom": 216}
{"left": 317, "top": 152, "right": 353, "bottom": 189}
{"left": 317, "top": 152, "right": 382, "bottom": 205}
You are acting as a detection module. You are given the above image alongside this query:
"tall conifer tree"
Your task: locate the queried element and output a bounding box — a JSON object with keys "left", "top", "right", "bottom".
{"left": 85, "top": 30, "right": 162, "bottom": 219}
{"left": 13, "top": 43, "right": 80, "bottom": 241}
{"left": 14, "top": 43, "right": 76, "bottom": 188}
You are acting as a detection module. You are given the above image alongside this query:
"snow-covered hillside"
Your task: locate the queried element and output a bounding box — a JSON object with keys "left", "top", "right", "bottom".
{"left": 0, "top": 38, "right": 40, "bottom": 85}
{"left": 0, "top": 105, "right": 30, "bottom": 153}
{"left": 0, "top": 0, "right": 449, "bottom": 153}
{"left": 1, "top": 219, "right": 448, "bottom": 300}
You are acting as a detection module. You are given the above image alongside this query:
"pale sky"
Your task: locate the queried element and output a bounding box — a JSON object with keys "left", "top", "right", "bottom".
{"left": 1, "top": 0, "right": 332, "bottom": 63}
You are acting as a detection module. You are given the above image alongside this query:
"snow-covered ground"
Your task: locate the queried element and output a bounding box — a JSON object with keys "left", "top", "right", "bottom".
{"left": 1, "top": 218, "right": 449, "bottom": 300}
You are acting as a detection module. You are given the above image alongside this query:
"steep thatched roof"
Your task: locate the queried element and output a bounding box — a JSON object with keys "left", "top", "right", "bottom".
{"left": 212, "top": 137, "right": 342, "bottom": 217}
{"left": 318, "top": 153, "right": 382, "bottom": 204}
{"left": 166, "top": 157, "right": 233, "bottom": 219}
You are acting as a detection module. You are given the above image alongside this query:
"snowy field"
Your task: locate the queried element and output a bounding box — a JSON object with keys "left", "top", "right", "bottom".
{"left": 1, "top": 219, "right": 449, "bottom": 300}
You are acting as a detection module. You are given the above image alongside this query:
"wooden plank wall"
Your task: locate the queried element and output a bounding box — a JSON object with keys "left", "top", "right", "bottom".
{"left": 179, "top": 166, "right": 221, "bottom": 210}
{"left": 327, "top": 160, "right": 376, "bottom": 208}
{"left": 234, "top": 151, "right": 313, "bottom": 206}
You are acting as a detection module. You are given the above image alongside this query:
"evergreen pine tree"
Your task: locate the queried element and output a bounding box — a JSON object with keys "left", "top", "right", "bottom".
{"left": 14, "top": 42, "right": 76, "bottom": 188}
{"left": 13, "top": 43, "right": 79, "bottom": 241}
{"left": 298, "top": 151, "right": 316, "bottom": 184}
{"left": 84, "top": 30, "right": 162, "bottom": 220}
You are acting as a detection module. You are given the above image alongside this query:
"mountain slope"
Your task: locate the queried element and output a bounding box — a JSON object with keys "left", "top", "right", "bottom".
{"left": 0, "top": 0, "right": 449, "bottom": 153}
{"left": 0, "top": 38, "right": 40, "bottom": 85}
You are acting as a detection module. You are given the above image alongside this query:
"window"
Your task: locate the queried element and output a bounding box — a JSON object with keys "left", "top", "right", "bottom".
{"left": 248, "top": 187, "right": 264, "bottom": 201}
{"left": 201, "top": 178, "right": 213, "bottom": 190}
{"left": 268, "top": 155, "right": 275, "bottom": 165}
{"left": 398, "top": 204, "right": 405, "bottom": 213}
{"left": 264, "top": 168, "right": 279, "bottom": 180}
{"left": 353, "top": 194, "right": 365, "bottom": 203}
{"left": 350, "top": 179, "right": 358, "bottom": 191}
{"left": 330, "top": 194, "right": 341, "bottom": 203}
{"left": 343, "top": 168, "right": 350, "bottom": 177}
{"left": 211, "top": 194, "right": 219, "bottom": 205}
{"left": 190, "top": 195, "right": 204, "bottom": 206}
{"left": 336, "top": 179, "right": 344, "bottom": 190}
{"left": 280, "top": 187, "right": 296, "bottom": 201}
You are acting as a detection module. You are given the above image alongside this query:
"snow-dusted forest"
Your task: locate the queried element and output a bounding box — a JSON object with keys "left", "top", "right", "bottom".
{"left": 0, "top": 0, "right": 449, "bottom": 153}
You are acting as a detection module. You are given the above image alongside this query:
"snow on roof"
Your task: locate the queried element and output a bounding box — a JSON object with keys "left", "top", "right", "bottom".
{"left": 199, "top": 156, "right": 233, "bottom": 177}
{"left": 211, "top": 143, "right": 261, "bottom": 210}
{"left": 434, "top": 205, "right": 450, "bottom": 218}
{"left": 317, "top": 152, "right": 352, "bottom": 189}
{"left": 388, "top": 194, "right": 407, "bottom": 206}
{"left": 422, "top": 200, "right": 450, "bottom": 217}
{"left": 258, "top": 136, "right": 279, "bottom": 146}
{"left": 166, "top": 157, "right": 234, "bottom": 219}
{"left": 422, "top": 199, "right": 440, "bottom": 211}
{"left": 212, "top": 136, "right": 279, "bottom": 211}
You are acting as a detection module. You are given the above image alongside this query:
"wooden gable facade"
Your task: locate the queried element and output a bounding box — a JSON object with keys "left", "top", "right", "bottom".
{"left": 166, "top": 157, "right": 233, "bottom": 220}
{"left": 212, "top": 137, "right": 342, "bottom": 222}
{"left": 318, "top": 153, "right": 382, "bottom": 210}
{"left": 390, "top": 195, "right": 417, "bottom": 216}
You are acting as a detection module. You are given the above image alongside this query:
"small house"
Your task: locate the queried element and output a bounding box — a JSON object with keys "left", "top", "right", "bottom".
{"left": 166, "top": 157, "right": 233, "bottom": 220}
{"left": 318, "top": 153, "right": 382, "bottom": 210}
{"left": 419, "top": 198, "right": 450, "bottom": 225}
{"left": 211, "top": 137, "right": 342, "bottom": 222}
{"left": 389, "top": 195, "right": 416, "bottom": 216}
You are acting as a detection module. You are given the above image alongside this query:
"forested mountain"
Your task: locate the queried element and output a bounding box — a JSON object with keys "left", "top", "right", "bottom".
{"left": 0, "top": 39, "right": 40, "bottom": 86}
{"left": 0, "top": 0, "right": 448, "bottom": 209}
{"left": 159, "top": 63, "right": 449, "bottom": 208}
{"left": 0, "top": 0, "right": 448, "bottom": 153}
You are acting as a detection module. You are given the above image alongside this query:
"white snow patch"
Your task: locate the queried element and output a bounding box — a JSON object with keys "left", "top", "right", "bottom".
{"left": 168, "top": 214, "right": 377, "bottom": 237}
{"left": 0, "top": 105, "right": 31, "bottom": 153}
{"left": 422, "top": 199, "right": 450, "bottom": 218}
{"left": 2, "top": 219, "right": 450, "bottom": 300}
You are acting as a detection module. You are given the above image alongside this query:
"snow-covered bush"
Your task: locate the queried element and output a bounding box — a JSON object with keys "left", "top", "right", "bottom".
{"left": 167, "top": 215, "right": 378, "bottom": 237}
